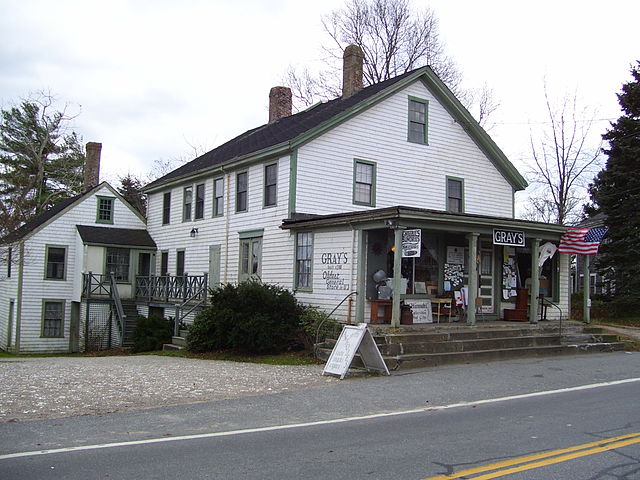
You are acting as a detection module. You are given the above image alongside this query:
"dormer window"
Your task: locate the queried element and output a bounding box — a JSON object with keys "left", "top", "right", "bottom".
{"left": 96, "top": 196, "right": 114, "bottom": 224}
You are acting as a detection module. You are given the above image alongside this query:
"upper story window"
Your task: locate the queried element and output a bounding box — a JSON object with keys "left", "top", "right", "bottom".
{"left": 447, "top": 177, "right": 464, "bottom": 213}
{"left": 45, "top": 245, "right": 66, "bottom": 280}
{"left": 162, "top": 192, "right": 171, "bottom": 225}
{"left": 96, "top": 196, "right": 114, "bottom": 224}
{"left": 195, "top": 183, "right": 205, "bottom": 220}
{"left": 408, "top": 96, "right": 428, "bottom": 144}
{"left": 213, "top": 177, "right": 224, "bottom": 217}
{"left": 183, "top": 186, "right": 193, "bottom": 221}
{"left": 264, "top": 163, "right": 277, "bottom": 207}
{"left": 295, "top": 232, "right": 313, "bottom": 290}
{"left": 353, "top": 159, "right": 376, "bottom": 206}
{"left": 236, "top": 172, "right": 248, "bottom": 213}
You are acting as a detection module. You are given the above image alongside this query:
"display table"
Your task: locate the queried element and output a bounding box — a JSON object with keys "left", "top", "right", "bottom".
{"left": 431, "top": 298, "right": 454, "bottom": 323}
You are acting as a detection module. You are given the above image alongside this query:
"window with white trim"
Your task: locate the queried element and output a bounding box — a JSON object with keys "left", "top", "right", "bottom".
{"left": 353, "top": 160, "right": 376, "bottom": 206}
{"left": 408, "top": 97, "right": 428, "bottom": 144}
{"left": 264, "top": 163, "right": 277, "bottom": 207}
{"left": 195, "top": 183, "right": 205, "bottom": 219}
{"left": 213, "top": 177, "right": 224, "bottom": 216}
{"left": 236, "top": 172, "right": 248, "bottom": 212}
{"left": 183, "top": 186, "right": 193, "bottom": 221}
{"left": 295, "top": 232, "right": 313, "bottom": 289}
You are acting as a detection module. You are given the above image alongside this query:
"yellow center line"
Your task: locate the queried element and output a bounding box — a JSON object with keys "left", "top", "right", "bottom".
{"left": 422, "top": 431, "right": 640, "bottom": 480}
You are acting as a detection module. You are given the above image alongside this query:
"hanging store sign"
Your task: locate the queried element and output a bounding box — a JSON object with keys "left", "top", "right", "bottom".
{"left": 402, "top": 229, "right": 421, "bottom": 257}
{"left": 493, "top": 228, "right": 525, "bottom": 247}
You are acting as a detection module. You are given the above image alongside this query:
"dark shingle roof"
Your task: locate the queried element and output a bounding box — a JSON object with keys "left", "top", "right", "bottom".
{"left": 1, "top": 190, "right": 90, "bottom": 244}
{"left": 145, "top": 68, "right": 423, "bottom": 190}
{"left": 76, "top": 225, "right": 156, "bottom": 248}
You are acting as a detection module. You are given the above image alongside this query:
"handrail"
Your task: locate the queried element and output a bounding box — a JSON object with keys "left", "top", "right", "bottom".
{"left": 109, "top": 272, "right": 126, "bottom": 346}
{"left": 314, "top": 291, "right": 357, "bottom": 358}
{"left": 174, "top": 274, "right": 208, "bottom": 336}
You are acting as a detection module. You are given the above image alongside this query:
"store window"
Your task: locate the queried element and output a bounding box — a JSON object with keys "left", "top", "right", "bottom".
{"left": 295, "top": 232, "right": 313, "bottom": 289}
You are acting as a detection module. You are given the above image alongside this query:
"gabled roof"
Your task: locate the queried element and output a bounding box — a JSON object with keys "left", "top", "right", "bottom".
{"left": 145, "top": 67, "right": 528, "bottom": 192}
{"left": 76, "top": 225, "right": 156, "bottom": 248}
{"left": 0, "top": 182, "right": 145, "bottom": 245}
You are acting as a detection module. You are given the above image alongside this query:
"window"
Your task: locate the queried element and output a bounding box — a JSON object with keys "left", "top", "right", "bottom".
{"left": 106, "top": 247, "right": 130, "bottom": 282}
{"left": 195, "top": 183, "right": 205, "bottom": 219}
{"left": 162, "top": 192, "right": 171, "bottom": 225}
{"left": 45, "top": 246, "right": 66, "bottom": 280}
{"left": 447, "top": 177, "right": 464, "bottom": 213}
{"left": 264, "top": 163, "right": 277, "bottom": 207}
{"left": 183, "top": 186, "right": 193, "bottom": 221}
{"left": 176, "top": 250, "right": 185, "bottom": 277}
{"left": 408, "top": 97, "right": 428, "bottom": 144}
{"left": 160, "top": 251, "right": 169, "bottom": 276}
{"left": 239, "top": 232, "right": 262, "bottom": 281}
{"left": 295, "top": 232, "right": 313, "bottom": 289}
{"left": 96, "top": 196, "right": 114, "bottom": 224}
{"left": 7, "top": 247, "right": 11, "bottom": 278}
{"left": 213, "top": 177, "right": 224, "bottom": 216}
{"left": 236, "top": 172, "right": 248, "bottom": 212}
{"left": 42, "top": 300, "right": 64, "bottom": 338}
{"left": 353, "top": 160, "right": 376, "bottom": 206}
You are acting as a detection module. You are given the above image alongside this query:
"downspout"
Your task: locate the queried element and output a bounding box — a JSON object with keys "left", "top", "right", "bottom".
{"left": 15, "top": 242, "right": 24, "bottom": 353}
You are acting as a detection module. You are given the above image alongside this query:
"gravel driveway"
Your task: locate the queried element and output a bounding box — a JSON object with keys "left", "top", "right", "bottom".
{"left": 0, "top": 355, "right": 337, "bottom": 422}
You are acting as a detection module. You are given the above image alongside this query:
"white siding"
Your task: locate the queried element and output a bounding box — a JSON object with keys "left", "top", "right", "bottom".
{"left": 14, "top": 185, "right": 146, "bottom": 353}
{"left": 147, "top": 156, "right": 294, "bottom": 289}
{"left": 296, "top": 82, "right": 514, "bottom": 217}
{"left": 0, "top": 247, "right": 19, "bottom": 350}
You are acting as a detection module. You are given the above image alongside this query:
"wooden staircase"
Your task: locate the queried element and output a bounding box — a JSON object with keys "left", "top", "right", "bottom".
{"left": 317, "top": 321, "right": 625, "bottom": 371}
{"left": 120, "top": 301, "right": 140, "bottom": 347}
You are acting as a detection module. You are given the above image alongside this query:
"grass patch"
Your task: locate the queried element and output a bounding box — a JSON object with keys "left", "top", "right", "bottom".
{"left": 152, "top": 349, "right": 321, "bottom": 365}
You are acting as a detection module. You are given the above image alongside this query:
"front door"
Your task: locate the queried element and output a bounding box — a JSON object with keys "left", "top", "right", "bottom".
{"left": 137, "top": 252, "right": 151, "bottom": 276}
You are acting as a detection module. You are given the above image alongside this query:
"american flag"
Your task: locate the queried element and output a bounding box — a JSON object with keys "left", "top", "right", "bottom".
{"left": 558, "top": 227, "right": 608, "bottom": 255}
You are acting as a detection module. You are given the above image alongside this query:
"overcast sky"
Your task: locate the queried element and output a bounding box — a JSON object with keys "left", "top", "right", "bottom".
{"left": 1, "top": 0, "right": 638, "bottom": 201}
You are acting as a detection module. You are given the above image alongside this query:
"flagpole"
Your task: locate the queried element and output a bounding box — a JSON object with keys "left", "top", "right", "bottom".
{"left": 583, "top": 255, "right": 590, "bottom": 324}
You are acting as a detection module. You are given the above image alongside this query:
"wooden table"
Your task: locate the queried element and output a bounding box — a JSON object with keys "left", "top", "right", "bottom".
{"left": 431, "top": 298, "right": 454, "bottom": 323}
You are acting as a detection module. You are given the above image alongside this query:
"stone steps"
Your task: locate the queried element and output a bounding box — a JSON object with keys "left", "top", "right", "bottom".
{"left": 317, "top": 322, "right": 626, "bottom": 371}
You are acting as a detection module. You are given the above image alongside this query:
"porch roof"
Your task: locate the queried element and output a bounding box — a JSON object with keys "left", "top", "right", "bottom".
{"left": 76, "top": 225, "right": 156, "bottom": 249}
{"left": 281, "top": 206, "right": 567, "bottom": 240}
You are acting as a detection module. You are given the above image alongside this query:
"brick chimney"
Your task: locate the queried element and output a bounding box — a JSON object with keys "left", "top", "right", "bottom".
{"left": 269, "top": 86, "right": 292, "bottom": 123}
{"left": 342, "top": 44, "right": 364, "bottom": 99}
{"left": 84, "top": 142, "right": 102, "bottom": 190}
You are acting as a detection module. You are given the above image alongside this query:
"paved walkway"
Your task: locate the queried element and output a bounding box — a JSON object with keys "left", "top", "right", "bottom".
{"left": 0, "top": 355, "right": 338, "bottom": 422}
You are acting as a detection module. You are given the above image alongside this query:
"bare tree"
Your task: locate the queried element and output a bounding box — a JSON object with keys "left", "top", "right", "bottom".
{"left": 283, "top": 0, "right": 497, "bottom": 125}
{"left": 523, "top": 85, "right": 602, "bottom": 225}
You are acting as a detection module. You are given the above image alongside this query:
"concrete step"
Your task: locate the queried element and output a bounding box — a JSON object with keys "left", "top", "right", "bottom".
{"left": 377, "top": 335, "right": 562, "bottom": 355}
{"left": 171, "top": 336, "right": 187, "bottom": 347}
{"left": 162, "top": 343, "right": 184, "bottom": 351}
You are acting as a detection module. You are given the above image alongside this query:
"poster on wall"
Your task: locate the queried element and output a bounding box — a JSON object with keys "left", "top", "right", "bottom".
{"left": 444, "top": 263, "right": 464, "bottom": 290}
{"left": 402, "top": 229, "right": 421, "bottom": 258}
{"left": 446, "top": 246, "right": 465, "bottom": 265}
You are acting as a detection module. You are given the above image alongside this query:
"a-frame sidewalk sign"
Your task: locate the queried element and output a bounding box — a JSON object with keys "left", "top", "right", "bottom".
{"left": 322, "top": 323, "right": 390, "bottom": 379}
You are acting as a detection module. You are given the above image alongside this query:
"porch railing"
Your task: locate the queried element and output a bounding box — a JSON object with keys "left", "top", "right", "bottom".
{"left": 135, "top": 274, "right": 208, "bottom": 303}
{"left": 82, "top": 272, "right": 126, "bottom": 346}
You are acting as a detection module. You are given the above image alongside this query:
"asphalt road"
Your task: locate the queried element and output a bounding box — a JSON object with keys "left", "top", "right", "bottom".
{"left": 1, "top": 352, "right": 639, "bottom": 479}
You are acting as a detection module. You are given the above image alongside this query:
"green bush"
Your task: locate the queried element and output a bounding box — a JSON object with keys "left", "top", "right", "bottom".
{"left": 132, "top": 315, "right": 173, "bottom": 353}
{"left": 297, "top": 305, "right": 342, "bottom": 351}
{"left": 187, "top": 281, "right": 303, "bottom": 354}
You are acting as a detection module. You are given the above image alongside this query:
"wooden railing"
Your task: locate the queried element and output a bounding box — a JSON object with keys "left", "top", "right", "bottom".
{"left": 134, "top": 274, "right": 208, "bottom": 303}
{"left": 82, "top": 272, "right": 126, "bottom": 346}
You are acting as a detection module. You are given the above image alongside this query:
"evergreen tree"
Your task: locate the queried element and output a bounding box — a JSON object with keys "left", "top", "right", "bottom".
{"left": 117, "top": 173, "right": 147, "bottom": 217}
{"left": 587, "top": 61, "right": 640, "bottom": 307}
{"left": 0, "top": 94, "right": 85, "bottom": 236}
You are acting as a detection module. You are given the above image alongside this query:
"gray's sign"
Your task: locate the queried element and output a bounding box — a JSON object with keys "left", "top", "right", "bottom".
{"left": 493, "top": 228, "right": 525, "bottom": 247}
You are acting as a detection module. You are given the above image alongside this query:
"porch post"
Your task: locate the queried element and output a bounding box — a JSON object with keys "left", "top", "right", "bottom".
{"left": 466, "top": 233, "right": 479, "bottom": 325}
{"left": 583, "top": 255, "right": 590, "bottom": 324}
{"left": 355, "top": 229, "right": 366, "bottom": 323}
{"left": 391, "top": 228, "right": 403, "bottom": 328}
{"left": 529, "top": 238, "right": 540, "bottom": 324}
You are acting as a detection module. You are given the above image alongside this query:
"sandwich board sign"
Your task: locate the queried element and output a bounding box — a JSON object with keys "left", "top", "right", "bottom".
{"left": 323, "top": 324, "right": 390, "bottom": 379}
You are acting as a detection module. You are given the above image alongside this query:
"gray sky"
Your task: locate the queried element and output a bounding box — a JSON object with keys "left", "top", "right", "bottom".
{"left": 1, "top": 0, "right": 638, "bottom": 204}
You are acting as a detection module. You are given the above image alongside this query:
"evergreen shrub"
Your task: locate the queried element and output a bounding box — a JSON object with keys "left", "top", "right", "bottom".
{"left": 132, "top": 314, "right": 173, "bottom": 353}
{"left": 187, "top": 281, "right": 302, "bottom": 354}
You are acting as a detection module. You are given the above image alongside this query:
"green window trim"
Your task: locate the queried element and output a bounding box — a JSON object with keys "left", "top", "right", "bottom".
{"left": 263, "top": 163, "right": 278, "bottom": 208}
{"left": 446, "top": 176, "right": 465, "bottom": 213}
{"left": 238, "top": 228, "right": 264, "bottom": 240}
{"left": 407, "top": 95, "right": 429, "bottom": 145}
{"left": 239, "top": 236, "right": 262, "bottom": 282}
{"left": 213, "top": 177, "right": 224, "bottom": 217}
{"left": 236, "top": 171, "right": 248, "bottom": 213}
{"left": 162, "top": 192, "right": 171, "bottom": 225}
{"left": 182, "top": 186, "right": 193, "bottom": 222}
{"left": 96, "top": 196, "right": 115, "bottom": 224}
{"left": 44, "top": 245, "right": 67, "bottom": 281}
{"left": 352, "top": 159, "right": 376, "bottom": 207}
{"left": 41, "top": 299, "right": 65, "bottom": 338}
{"left": 294, "top": 231, "right": 313, "bottom": 291}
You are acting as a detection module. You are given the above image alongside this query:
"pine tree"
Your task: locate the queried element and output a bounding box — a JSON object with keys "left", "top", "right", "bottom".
{"left": 588, "top": 61, "right": 640, "bottom": 307}
{"left": 117, "top": 173, "right": 147, "bottom": 217}
{"left": 0, "top": 94, "right": 85, "bottom": 236}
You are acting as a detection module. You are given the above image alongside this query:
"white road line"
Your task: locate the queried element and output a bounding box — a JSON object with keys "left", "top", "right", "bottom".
{"left": 1, "top": 377, "right": 639, "bottom": 461}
